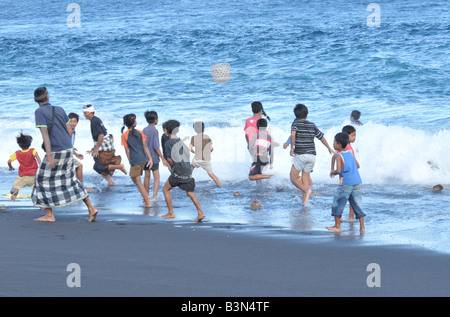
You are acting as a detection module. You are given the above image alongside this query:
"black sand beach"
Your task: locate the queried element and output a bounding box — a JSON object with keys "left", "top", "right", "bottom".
{"left": 0, "top": 206, "right": 449, "bottom": 299}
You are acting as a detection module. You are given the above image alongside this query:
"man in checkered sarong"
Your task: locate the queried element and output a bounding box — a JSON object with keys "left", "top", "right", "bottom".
{"left": 32, "top": 87, "right": 98, "bottom": 222}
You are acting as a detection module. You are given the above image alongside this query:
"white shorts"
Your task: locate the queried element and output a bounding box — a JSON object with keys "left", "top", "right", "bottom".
{"left": 292, "top": 154, "right": 316, "bottom": 173}
{"left": 191, "top": 159, "right": 214, "bottom": 174}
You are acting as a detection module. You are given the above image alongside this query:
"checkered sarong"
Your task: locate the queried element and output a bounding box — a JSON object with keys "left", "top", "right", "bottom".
{"left": 32, "top": 150, "right": 88, "bottom": 208}
{"left": 96, "top": 134, "right": 114, "bottom": 152}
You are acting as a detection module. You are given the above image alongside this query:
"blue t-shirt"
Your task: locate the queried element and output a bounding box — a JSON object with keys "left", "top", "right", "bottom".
{"left": 142, "top": 124, "right": 160, "bottom": 163}
{"left": 339, "top": 151, "right": 362, "bottom": 186}
{"left": 35, "top": 103, "right": 73, "bottom": 152}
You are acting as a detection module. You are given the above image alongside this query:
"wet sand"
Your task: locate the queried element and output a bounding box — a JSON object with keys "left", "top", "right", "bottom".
{"left": 0, "top": 206, "right": 449, "bottom": 299}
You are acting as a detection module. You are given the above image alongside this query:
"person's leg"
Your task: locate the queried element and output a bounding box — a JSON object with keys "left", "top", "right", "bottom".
{"left": 108, "top": 163, "right": 127, "bottom": 175}
{"left": 186, "top": 191, "right": 205, "bottom": 222}
{"left": 132, "top": 175, "right": 152, "bottom": 207}
{"left": 300, "top": 171, "right": 312, "bottom": 205}
{"left": 103, "top": 173, "right": 115, "bottom": 186}
{"left": 348, "top": 185, "right": 365, "bottom": 232}
{"left": 290, "top": 165, "right": 308, "bottom": 193}
{"left": 327, "top": 186, "right": 351, "bottom": 232}
{"left": 10, "top": 188, "right": 19, "bottom": 201}
{"left": 144, "top": 169, "right": 151, "bottom": 197}
{"left": 76, "top": 165, "right": 83, "bottom": 183}
{"left": 34, "top": 208, "right": 55, "bottom": 222}
{"left": 207, "top": 172, "right": 222, "bottom": 187}
{"left": 162, "top": 180, "right": 175, "bottom": 219}
{"left": 152, "top": 169, "right": 160, "bottom": 200}
{"left": 249, "top": 174, "right": 275, "bottom": 181}
{"left": 82, "top": 197, "right": 98, "bottom": 222}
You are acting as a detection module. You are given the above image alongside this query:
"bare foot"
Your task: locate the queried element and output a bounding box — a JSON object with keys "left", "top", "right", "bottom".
{"left": 34, "top": 215, "right": 55, "bottom": 222}
{"left": 143, "top": 202, "right": 152, "bottom": 207}
{"left": 88, "top": 209, "right": 98, "bottom": 222}
{"left": 151, "top": 196, "right": 161, "bottom": 201}
{"left": 303, "top": 189, "right": 313, "bottom": 205}
{"left": 85, "top": 186, "right": 93, "bottom": 193}
{"left": 10, "top": 189, "right": 18, "bottom": 202}
{"left": 326, "top": 225, "right": 340, "bottom": 232}
{"left": 119, "top": 164, "right": 127, "bottom": 175}
{"left": 161, "top": 213, "right": 175, "bottom": 219}
{"left": 195, "top": 214, "right": 205, "bottom": 223}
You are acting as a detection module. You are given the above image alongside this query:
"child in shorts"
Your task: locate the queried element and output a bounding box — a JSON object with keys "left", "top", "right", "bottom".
{"left": 143, "top": 111, "right": 168, "bottom": 201}
{"left": 290, "top": 103, "right": 334, "bottom": 205}
{"left": 190, "top": 121, "right": 221, "bottom": 187}
{"left": 162, "top": 120, "right": 205, "bottom": 222}
{"left": 327, "top": 132, "right": 365, "bottom": 232}
{"left": 331, "top": 125, "right": 360, "bottom": 221}
{"left": 7, "top": 133, "right": 41, "bottom": 201}
{"left": 121, "top": 114, "right": 153, "bottom": 207}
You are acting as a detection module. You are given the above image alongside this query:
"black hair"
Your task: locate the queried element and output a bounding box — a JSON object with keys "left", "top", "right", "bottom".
{"left": 121, "top": 113, "right": 137, "bottom": 136}
{"left": 145, "top": 110, "right": 158, "bottom": 124}
{"left": 256, "top": 118, "right": 268, "bottom": 129}
{"left": 334, "top": 132, "right": 349, "bottom": 149}
{"left": 351, "top": 110, "right": 361, "bottom": 120}
{"left": 342, "top": 125, "right": 356, "bottom": 134}
{"left": 251, "top": 101, "right": 263, "bottom": 114}
{"left": 165, "top": 120, "right": 180, "bottom": 135}
{"left": 68, "top": 112, "right": 79, "bottom": 122}
{"left": 294, "top": 103, "right": 308, "bottom": 119}
{"left": 16, "top": 132, "right": 33, "bottom": 150}
{"left": 193, "top": 121, "right": 204, "bottom": 134}
{"left": 34, "top": 87, "right": 48, "bottom": 103}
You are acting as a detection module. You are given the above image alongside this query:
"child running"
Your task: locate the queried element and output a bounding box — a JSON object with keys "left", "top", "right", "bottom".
{"left": 248, "top": 118, "right": 275, "bottom": 181}
{"left": 162, "top": 120, "right": 205, "bottom": 222}
{"left": 121, "top": 113, "right": 153, "bottom": 207}
{"left": 143, "top": 110, "right": 168, "bottom": 201}
{"left": 190, "top": 121, "right": 221, "bottom": 187}
{"left": 327, "top": 132, "right": 365, "bottom": 233}
{"left": 290, "top": 103, "right": 334, "bottom": 205}
{"left": 7, "top": 133, "right": 41, "bottom": 201}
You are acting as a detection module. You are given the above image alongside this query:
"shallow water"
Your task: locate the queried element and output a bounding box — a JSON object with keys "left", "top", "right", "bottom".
{"left": 0, "top": 0, "right": 449, "bottom": 254}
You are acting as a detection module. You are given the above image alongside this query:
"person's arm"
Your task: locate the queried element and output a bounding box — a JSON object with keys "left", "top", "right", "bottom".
{"left": 123, "top": 146, "right": 131, "bottom": 162}
{"left": 331, "top": 154, "right": 343, "bottom": 177}
{"left": 143, "top": 143, "right": 153, "bottom": 169}
{"left": 40, "top": 126, "right": 55, "bottom": 168}
{"left": 34, "top": 151, "right": 41, "bottom": 165}
{"left": 93, "top": 133, "right": 104, "bottom": 158}
{"left": 155, "top": 148, "right": 168, "bottom": 167}
{"left": 290, "top": 130, "right": 296, "bottom": 157}
{"left": 330, "top": 155, "right": 337, "bottom": 178}
{"left": 66, "top": 122, "right": 73, "bottom": 138}
{"left": 320, "top": 137, "right": 334, "bottom": 155}
{"left": 7, "top": 159, "right": 14, "bottom": 170}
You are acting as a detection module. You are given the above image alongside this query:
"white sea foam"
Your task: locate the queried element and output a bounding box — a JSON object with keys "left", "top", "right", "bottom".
{"left": 1, "top": 115, "right": 449, "bottom": 188}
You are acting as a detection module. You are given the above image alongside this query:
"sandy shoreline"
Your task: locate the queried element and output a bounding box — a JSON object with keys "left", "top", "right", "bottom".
{"left": 0, "top": 206, "right": 449, "bottom": 298}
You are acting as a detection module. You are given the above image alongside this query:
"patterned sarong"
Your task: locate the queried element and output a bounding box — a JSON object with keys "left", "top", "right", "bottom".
{"left": 93, "top": 134, "right": 121, "bottom": 176}
{"left": 32, "top": 150, "right": 88, "bottom": 208}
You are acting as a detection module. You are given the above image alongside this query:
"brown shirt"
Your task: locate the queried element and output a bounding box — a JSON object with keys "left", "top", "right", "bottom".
{"left": 190, "top": 133, "right": 212, "bottom": 161}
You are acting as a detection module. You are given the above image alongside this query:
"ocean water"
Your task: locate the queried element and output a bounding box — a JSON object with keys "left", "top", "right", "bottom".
{"left": 0, "top": 0, "right": 449, "bottom": 253}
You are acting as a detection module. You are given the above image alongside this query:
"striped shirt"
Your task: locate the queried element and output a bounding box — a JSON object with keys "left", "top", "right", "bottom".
{"left": 291, "top": 119, "right": 324, "bottom": 155}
